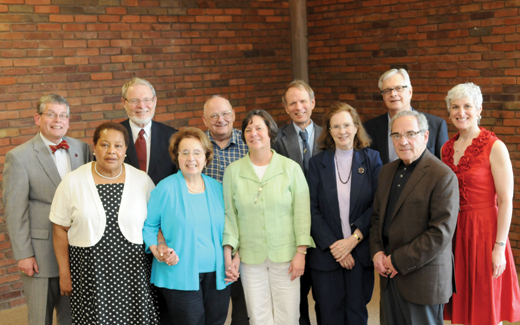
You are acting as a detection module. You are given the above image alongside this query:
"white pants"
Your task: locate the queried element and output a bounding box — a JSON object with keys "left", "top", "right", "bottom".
{"left": 240, "top": 258, "right": 300, "bottom": 325}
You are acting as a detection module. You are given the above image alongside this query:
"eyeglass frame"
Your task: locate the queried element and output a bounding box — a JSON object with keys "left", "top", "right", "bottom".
{"left": 329, "top": 123, "right": 356, "bottom": 132}
{"left": 390, "top": 130, "right": 425, "bottom": 141}
{"left": 178, "top": 149, "right": 205, "bottom": 158}
{"left": 381, "top": 85, "right": 408, "bottom": 95}
{"left": 39, "top": 112, "right": 69, "bottom": 120}
{"left": 204, "top": 110, "right": 233, "bottom": 122}
{"left": 123, "top": 96, "right": 156, "bottom": 106}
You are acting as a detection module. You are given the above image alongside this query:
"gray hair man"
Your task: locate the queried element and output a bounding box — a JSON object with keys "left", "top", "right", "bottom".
{"left": 120, "top": 77, "right": 178, "bottom": 185}
{"left": 370, "top": 110, "right": 458, "bottom": 325}
{"left": 364, "top": 69, "right": 448, "bottom": 164}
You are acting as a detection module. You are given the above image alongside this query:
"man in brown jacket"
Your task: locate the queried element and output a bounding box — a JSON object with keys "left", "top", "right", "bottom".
{"left": 370, "top": 110, "right": 459, "bottom": 325}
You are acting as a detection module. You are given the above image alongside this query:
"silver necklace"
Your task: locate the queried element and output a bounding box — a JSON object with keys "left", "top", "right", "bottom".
{"left": 94, "top": 162, "right": 123, "bottom": 180}
{"left": 335, "top": 153, "right": 352, "bottom": 185}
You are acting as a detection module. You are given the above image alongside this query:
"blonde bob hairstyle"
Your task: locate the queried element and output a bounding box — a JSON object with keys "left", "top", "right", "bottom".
{"left": 317, "top": 102, "right": 371, "bottom": 151}
{"left": 168, "top": 127, "right": 214, "bottom": 169}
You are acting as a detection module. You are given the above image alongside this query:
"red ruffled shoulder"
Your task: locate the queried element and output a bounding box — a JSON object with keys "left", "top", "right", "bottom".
{"left": 441, "top": 128, "right": 495, "bottom": 205}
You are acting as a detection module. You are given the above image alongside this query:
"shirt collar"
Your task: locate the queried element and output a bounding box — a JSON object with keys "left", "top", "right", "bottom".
{"left": 129, "top": 119, "right": 152, "bottom": 137}
{"left": 206, "top": 128, "right": 240, "bottom": 148}
{"left": 398, "top": 148, "right": 426, "bottom": 170}
{"left": 39, "top": 132, "right": 62, "bottom": 146}
{"left": 292, "top": 120, "right": 314, "bottom": 135}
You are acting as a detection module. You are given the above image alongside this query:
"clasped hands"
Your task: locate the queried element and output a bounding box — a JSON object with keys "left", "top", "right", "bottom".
{"left": 154, "top": 242, "right": 179, "bottom": 266}
{"left": 330, "top": 236, "right": 358, "bottom": 270}
{"left": 373, "top": 251, "right": 398, "bottom": 278}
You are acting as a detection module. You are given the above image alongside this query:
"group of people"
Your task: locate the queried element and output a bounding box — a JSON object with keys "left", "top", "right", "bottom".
{"left": 3, "top": 70, "right": 520, "bottom": 325}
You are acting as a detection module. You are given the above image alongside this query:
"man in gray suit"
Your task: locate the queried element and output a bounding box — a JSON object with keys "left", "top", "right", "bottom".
{"left": 273, "top": 80, "right": 323, "bottom": 173}
{"left": 369, "top": 110, "right": 458, "bottom": 325}
{"left": 3, "top": 94, "right": 90, "bottom": 325}
{"left": 273, "top": 80, "right": 322, "bottom": 325}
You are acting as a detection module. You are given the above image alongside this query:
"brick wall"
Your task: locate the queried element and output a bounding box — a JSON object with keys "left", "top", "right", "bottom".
{"left": 2, "top": 0, "right": 520, "bottom": 312}
{"left": 0, "top": 0, "right": 292, "bottom": 310}
{"left": 307, "top": 0, "right": 520, "bottom": 262}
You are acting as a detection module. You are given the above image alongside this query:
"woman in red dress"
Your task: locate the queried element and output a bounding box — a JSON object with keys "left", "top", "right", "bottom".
{"left": 442, "top": 82, "right": 520, "bottom": 325}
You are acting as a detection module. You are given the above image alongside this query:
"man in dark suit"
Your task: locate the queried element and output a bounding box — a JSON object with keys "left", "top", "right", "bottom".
{"left": 369, "top": 110, "right": 459, "bottom": 325}
{"left": 3, "top": 94, "right": 90, "bottom": 325}
{"left": 120, "top": 77, "right": 177, "bottom": 185}
{"left": 273, "top": 80, "right": 322, "bottom": 325}
{"left": 364, "top": 68, "right": 448, "bottom": 164}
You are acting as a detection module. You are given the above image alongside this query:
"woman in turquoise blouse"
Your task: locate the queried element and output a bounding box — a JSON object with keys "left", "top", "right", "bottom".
{"left": 223, "top": 110, "right": 314, "bottom": 325}
{"left": 143, "top": 128, "right": 231, "bottom": 325}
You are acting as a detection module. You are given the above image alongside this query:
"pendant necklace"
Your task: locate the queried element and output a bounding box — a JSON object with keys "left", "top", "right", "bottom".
{"left": 335, "top": 153, "right": 352, "bottom": 184}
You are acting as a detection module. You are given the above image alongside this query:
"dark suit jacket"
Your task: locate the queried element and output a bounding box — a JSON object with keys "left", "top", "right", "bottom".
{"left": 363, "top": 109, "right": 448, "bottom": 164}
{"left": 272, "top": 121, "right": 323, "bottom": 169}
{"left": 306, "top": 148, "right": 382, "bottom": 271}
{"left": 3, "top": 134, "right": 90, "bottom": 278}
{"left": 121, "top": 119, "right": 177, "bottom": 185}
{"left": 369, "top": 150, "right": 459, "bottom": 306}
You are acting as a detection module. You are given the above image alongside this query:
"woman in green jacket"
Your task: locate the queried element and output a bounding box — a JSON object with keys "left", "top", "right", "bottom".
{"left": 223, "top": 109, "right": 313, "bottom": 325}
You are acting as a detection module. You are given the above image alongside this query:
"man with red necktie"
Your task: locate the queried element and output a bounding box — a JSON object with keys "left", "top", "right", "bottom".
{"left": 120, "top": 77, "right": 178, "bottom": 185}
{"left": 3, "top": 93, "right": 90, "bottom": 325}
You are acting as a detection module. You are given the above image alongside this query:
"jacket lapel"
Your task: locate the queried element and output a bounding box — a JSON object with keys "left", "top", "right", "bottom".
{"left": 64, "top": 136, "right": 85, "bottom": 170}
{"left": 375, "top": 116, "right": 390, "bottom": 164}
{"left": 349, "top": 149, "right": 366, "bottom": 221}
{"left": 377, "top": 160, "right": 399, "bottom": 234}
{"left": 281, "top": 125, "right": 303, "bottom": 167}
{"left": 312, "top": 123, "right": 323, "bottom": 155}
{"left": 390, "top": 152, "right": 430, "bottom": 221}
{"left": 320, "top": 150, "right": 342, "bottom": 229}
{"left": 122, "top": 119, "right": 139, "bottom": 168}
{"left": 33, "top": 135, "right": 62, "bottom": 188}
{"left": 148, "top": 121, "right": 160, "bottom": 176}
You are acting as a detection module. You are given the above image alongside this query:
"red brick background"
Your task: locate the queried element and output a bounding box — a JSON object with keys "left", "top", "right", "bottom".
{"left": 1, "top": 0, "right": 520, "bottom": 312}
{"left": 307, "top": 0, "right": 520, "bottom": 262}
{"left": 0, "top": 0, "right": 293, "bottom": 310}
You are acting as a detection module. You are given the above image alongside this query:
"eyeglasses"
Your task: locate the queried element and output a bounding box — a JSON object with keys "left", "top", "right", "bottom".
{"left": 205, "top": 111, "right": 233, "bottom": 122}
{"left": 329, "top": 123, "right": 355, "bottom": 132}
{"left": 124, "top": 97, "right": 155, "bottom": 106}
{"left": 381, "top": 85, "right": 408, "bottom": 95}
{"left": 40, "top": 112, "right": 69, "bottom": 120}
{"left": 179, "top": 150, "right": 204, "bottom": 158}
{"left": 390, "top": 130, "right": 424, "bottom": 141}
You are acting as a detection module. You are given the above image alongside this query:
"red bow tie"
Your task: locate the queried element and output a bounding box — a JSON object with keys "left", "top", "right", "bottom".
{"left": 49, "top": 140, "right": 70, "bottom": 154}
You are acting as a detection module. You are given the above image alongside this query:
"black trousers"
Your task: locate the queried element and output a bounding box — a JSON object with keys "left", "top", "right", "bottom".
{"left": 310, "top": 264, "right": 373, "bottom": 325}
{"left": 299, "top": 265, "right": 320, "bottom": 325}
{"left": 230, "top": 278, "right": 249, "bottom": 325}
{"left": 157, "top": 272, "right": 231, "bottom": 325}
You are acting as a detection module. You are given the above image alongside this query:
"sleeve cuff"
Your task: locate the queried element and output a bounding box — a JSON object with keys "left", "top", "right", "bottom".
{"left": 222, "top": 235, "right": 239, "bottom": 251}
{"left": 296, "top": 235, "right": 315, "bottom": 248}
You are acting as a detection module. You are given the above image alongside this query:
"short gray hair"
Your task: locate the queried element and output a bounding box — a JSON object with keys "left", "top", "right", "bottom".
{"left": 445, "top": 83, "right": 483, "bottom": 112}
{"left": 121, "top": 77, "right": 156, "bottom": 98}
{"left": 203, "top": 95, "right": 232, "bottom": 114}
{"left": 37, "top": 93, "right": 70, "bottom": 115}
{"left": 378, "top": 69, "right": 412, "bottom": 90}
{"left": 390, "top": 110, "right": 429, "bottom": 133}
